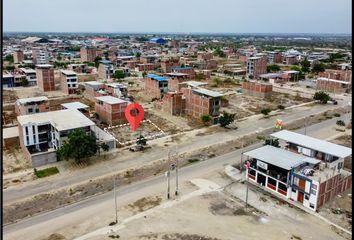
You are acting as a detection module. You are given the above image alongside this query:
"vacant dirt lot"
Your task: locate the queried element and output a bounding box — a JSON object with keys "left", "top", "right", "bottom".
{"left": 221, "top": 91, "right": 312, "bottom": 120}
{"left": 318, "top": 188, "right": 352, "bottom": 232}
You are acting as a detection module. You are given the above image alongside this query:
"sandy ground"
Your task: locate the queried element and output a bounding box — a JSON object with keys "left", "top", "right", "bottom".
{"left": 45, "top": 173, "right": 348, "bottom": 240}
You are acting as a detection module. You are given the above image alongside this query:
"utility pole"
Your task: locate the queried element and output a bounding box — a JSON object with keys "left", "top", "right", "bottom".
{"left": 240, "top": 140, "right": 244, "bottom": 173}
{"left": 166, "top": 170, "right": 170, "bottom": 199}
{"left": 113, "top": 177, "right": 118, "bottom": 223}
{"left": 175, "top": 160, "right": 179, "bottom": 196}
{"left": 245, "top": 160, "right": 250, "bottom": 209}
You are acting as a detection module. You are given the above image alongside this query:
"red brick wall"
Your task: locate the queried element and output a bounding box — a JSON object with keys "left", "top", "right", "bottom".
{"left": 95, "top": 102, "right": 128, "bottom": 126}
{"left": 242, "top": 81, "right": 273, "bottom": 97}
{"left": 316, "top": 79, "right": 350, "bottom": 93}
{"left": 180, "top": 88, "right": 212, "bottom": 119}
{"left": 36, "top": 68, "right": 55, "bottom": 92}
{"left": 317, "top": 174, "right": 352, "bottom": 208}
{"left": 319, "top": 71, "right": 352, "bottom": 82}
{"left": 144, "top": 77, "right": 162, "bottom": 99}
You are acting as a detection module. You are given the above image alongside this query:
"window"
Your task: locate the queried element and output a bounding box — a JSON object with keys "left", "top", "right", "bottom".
{"left": 310, "top": 203, "right": 315, "bottom": 209}
{"left": 32, "top": 125, "right": 35, "bottom": 133}
{"left": 311, "top": 189, "right": 317, "bottom": 195}
{"left": 35, "top": 108, "right": 39, "bottom": 113}
{"left": 72, "top": 84, "right": 76, "bottom": 88}
{"left": 26, "top": 136, "right": 29, "bottom": 144}
{"left": 338, "top": 162, "right": 344, "bottom": 170}
{"left": 28, "top": 108, "right": 33, "bottom": 113}
{"left": 25, "top": 126, "right": 29, "bottom": 135}
{"left": 292, "top": 188, "right": 296, "bottom": 193}
{"left": 305, "top": 194, "right": 310, "bottom": 200}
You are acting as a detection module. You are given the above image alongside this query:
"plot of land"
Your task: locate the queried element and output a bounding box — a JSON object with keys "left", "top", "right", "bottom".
{"left": 105, "top": 111, "right": 179, "bottom": 146}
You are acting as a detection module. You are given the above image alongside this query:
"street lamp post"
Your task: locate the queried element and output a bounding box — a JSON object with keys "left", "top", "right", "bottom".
{"left": 113, "top": 177, "right": 118, "bottom": 223}
{"left": 175, "top": 161, "right": 179, "bottom": 196}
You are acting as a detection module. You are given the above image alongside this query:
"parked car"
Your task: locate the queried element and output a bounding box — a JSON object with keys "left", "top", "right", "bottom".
{"left": 129, "top": 145, "right": 144, "bottom": 152}
{"left": 328, "top": 98, "right": 338, "bottom": 105}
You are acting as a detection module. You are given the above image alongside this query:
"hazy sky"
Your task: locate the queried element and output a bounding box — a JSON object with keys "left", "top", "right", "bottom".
{"left": 4, "top": 0, "right": 352, "bottom": 33}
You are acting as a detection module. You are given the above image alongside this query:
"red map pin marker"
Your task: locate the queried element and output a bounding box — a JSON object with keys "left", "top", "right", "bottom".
{"left": 125, "top": 103, "right": 144, "bottom": 132}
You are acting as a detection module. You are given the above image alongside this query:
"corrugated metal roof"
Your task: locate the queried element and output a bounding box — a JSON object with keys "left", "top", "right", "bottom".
{"left": 95, "top": 96, "right": 128, "bottom": 104}
{"left": 172, "top": 67, "right": 193, "bottom": 71}
{"left": 243, "top": 145, "right": 306, "bottom": 170}
{"left": 61, "top": 102, "right": 89, "bottom": 110}
{"left": 271, "top": 130, "right": 352, "bottom": 158}
{"left": 16, "top": 96, "right": 48, "bottom": 105}
{"left": 147, "top": 74, "right": 169, "bottom": 81}
{"left": 192, "top": 88, "right": 223, "bottom": 98}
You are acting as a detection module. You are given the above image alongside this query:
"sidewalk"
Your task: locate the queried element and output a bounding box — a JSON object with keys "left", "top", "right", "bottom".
{"left": 224, "top": 165, "right": 352, "bottom": 236}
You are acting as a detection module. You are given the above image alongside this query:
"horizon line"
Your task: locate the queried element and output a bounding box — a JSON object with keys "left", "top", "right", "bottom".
{"left": 3, "top": 31, "right": 352, "bottom": 36}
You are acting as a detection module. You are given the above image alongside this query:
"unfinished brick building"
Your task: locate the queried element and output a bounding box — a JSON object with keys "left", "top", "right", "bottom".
{"left": 319, "top": 70, "right": 352, "bottom": 82}
{"left": 15, "top": 96, "right": 49, "bottom": 116}
{"left": 154, "top": 92, "right": 186, "bottom": 115}
{"left": 181, "top": 87, "right": 222, "bottom": 124}
{"left": 316, "top": 78, "right": 351, "bottom": 93}
{"left": 80, "top": 46, "right": 97, "bottom": 62}
{"left": 36, "top": 64, "right": 55, "bottom": 92}
{"left": 60, "top": 70, "right": 78, "bottom": 95}
{"left": 172, "top": 66, "right": 195, "bottom": 77}
{"left": 13, "top": 50, "right": 24, "bottom": 64}
{"left": 95, "top": 96, "right": 129, "bottom": 126}
{"left": 165, "top": 73, "right": 191, "bottom": 91}
{"left": 136, "top": 63, "right": 154, "bottom": 72}
{"left": 161, "top": 58, "right": 180, "bottom": 73}
{"left": 144, "top": 74, "right": 169, "bottom": 99}
{"left": 242, "top": 81, "right": 273, "bottom": 98}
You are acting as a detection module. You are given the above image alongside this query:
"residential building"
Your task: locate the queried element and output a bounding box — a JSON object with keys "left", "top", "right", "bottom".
{"left": 68, "top": 63, "right": 89, "bottom": 73}
{"left": 267, "top": 51, "right": 282, "bottom": 64}
{"left": 61, "top": 102, "right": 90, "bottom": 117}
{"left": 316, "top": 77, "right": 351, "bottom": 93}
{"left": 17, "top": 109, "right": 115, "bottom": 167}
{"left": 98, "top": 60, "right": 114, "bottom": 80}
{"left": 105, "top": 83, "right": 128, "bottom": 99}
{"left": 165, "top": 72, "right": 191, "bottom": 91}
{"left": 95, "top": 96, "right": 129, "bottom": 125}
{"left": 2, "top": 73, "right": 15, "bottom": 88}
{"left": 172, "top": 66, "right": 195, "bottom": 77}
{"left": 242, "top": 81, "right": 273, "bottom": 98}
{"left": 246, "top": 55, "right": 267, "bottom": 79}
{"left": 144, "top": 74, "right": 170, "bottom": 99}
{"left": 83, "top": 81, "right": 106, "bottom": 102}
{"left": 36, "top": 64, "right": 55, "bottom": 92}
{"left": 243, "top": 130, "right": 352, "bottom": 212}
{"left": 283, "top": 55, "right": 298, "bottom": 65}
{"left": 80, "top": 46, "right": 97, "bottom": 62}
{"left": 19, "top": 68, "right": 37, "bottom": 86}
{"left": 181, "top": 87, "right": 222, "bottom": 124}
{"left": 318, "top": 70, "right": 352, "bottom": 82}
{"left": 136, "top": 63, "right": 154, "bottom": 72}
{"left": 32, "top": 49, "right": 49, "bottom": 64}
{"left": 161, "top": 58, "right": 180, "bottom": 73}
{"left": 13, "top": 50, "right": 24, "bottom": 63}
{"left": 15, "top": 96, "right": 49, "bottom": 116}
{"left": 153, "top": 92, "right": 186, "bottom": 116}
{"left": 60, "top": 70, "right": 79, "bottom": 95}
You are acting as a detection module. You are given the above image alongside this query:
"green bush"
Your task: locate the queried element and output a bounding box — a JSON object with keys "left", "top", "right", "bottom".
{"left": 336, "top": 120, "right": 345, "bottom": 126}
{"left": 277, "top": 105, "right": 285, "bottom": 110}
{"left": 261, "top": 108, "right": 271, "bottom": 115}
{"left": 313, "top": 91, "right": 330, "bottom": 104}
{"left": 333, "top": 113, "right": 341, "bottom": 117}
{"left": 34, "top": 167, "right": 59, "bottom": 178}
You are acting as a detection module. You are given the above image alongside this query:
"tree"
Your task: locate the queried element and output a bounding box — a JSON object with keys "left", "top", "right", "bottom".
{"left": 57, "top": 128, "right": 99, "bottom": 163}
{"left": 135, "top": 52, "right": 141, "bottom": 58}
{"left": 336, "top": 120, "right": 345, "bottom": 126}
{"left": 264, "top": 138, "right": 280, "bottom": 148}
{"left": 261, "top": 108, "right": 271, "bottom": 115}
{"left": 21, "top": 78, "right": 29, "bottom": 87}
{"left": 142, "top": 71, "right": 147, "bottom": 77}
{"left": 267, "top": 64, "right": 281, "bottom": 73}
{"left": 201, "top": 115, "right": 212, "bottom": 125}
{"left": 313, "top": 91, "right": 330, "bottom": 104}
{"left": 290, "top": 65, "right": 305, "bottom": 80}
{"left": 219, "top": 112, "right": 235, "bottom": 128}
{"left": 300, "top": 59, "right": 311, "bottom": 73}
{"left": 136, "top": 134, "right": 147, "bottom": 146}
{"left": 5, "top": 54, "right": 14, "bottom": 63}
{"left": 312, "top": 63, "right": 326, "bottom": 74}
{"left": 4, "top": 65, "right": 15, "bottom": 71}
{"left": 94, "top": 56, "right": 102, "bottom": 68}
{"left": 113, "top": 70, "right": 125, "bottom": 79}
{"left": 213, "top": 47, "right": 226, "bottom": 58}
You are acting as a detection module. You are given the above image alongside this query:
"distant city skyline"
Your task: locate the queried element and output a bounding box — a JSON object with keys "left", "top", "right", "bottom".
{"left": 4, "top": 0, "right": 352, "bottom": 34}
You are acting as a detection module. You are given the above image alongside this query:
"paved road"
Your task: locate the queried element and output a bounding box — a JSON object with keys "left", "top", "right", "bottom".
{"left": 3, "top": 116, "right": 348, "bottom": 240}
{"left": 3, "top": 99, "right": 350, "bottom": 204}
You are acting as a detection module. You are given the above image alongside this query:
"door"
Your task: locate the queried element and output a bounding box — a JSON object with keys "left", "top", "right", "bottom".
{"left": 299, "top": 178, "right": 306, "bottom": 190}
{"left": 297, "top": 192, "right": 304, "bottom": 203}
